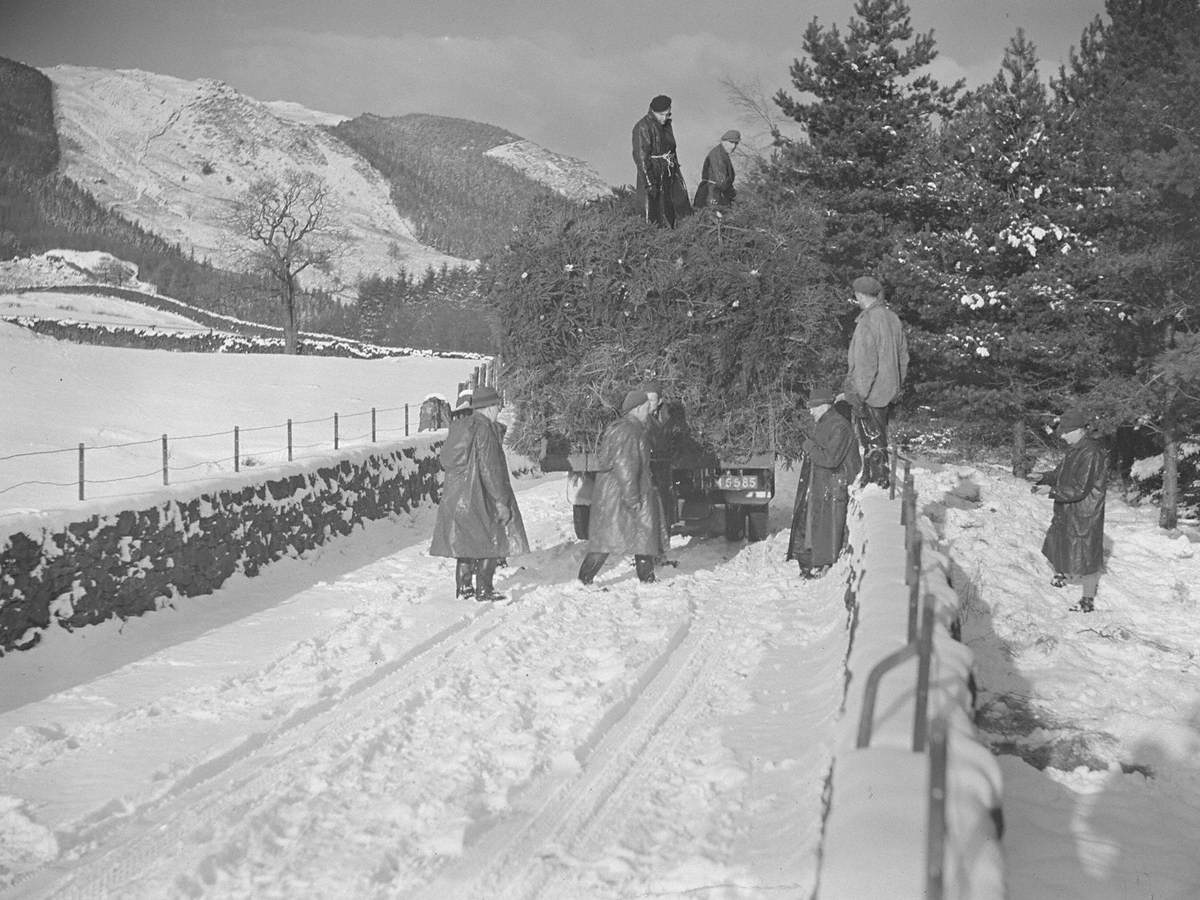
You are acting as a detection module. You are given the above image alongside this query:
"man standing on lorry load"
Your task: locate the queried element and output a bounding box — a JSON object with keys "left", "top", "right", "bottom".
{"left": 430, "top": 385, "right": 529, "bottom": 601}
{"left": 692, "top": 129, "right": 739, "bottom": 208}
{"left": 787, "top": 387, "right": 860, "bottom": 578}
{"left": 840, "top": 275, "right": 908, "bottom": 489}
{"left": 632, "top": 94, "right": 693, "bottom": 228}
{"left": 578, "top": 387, "right": 665, "bottom": 585}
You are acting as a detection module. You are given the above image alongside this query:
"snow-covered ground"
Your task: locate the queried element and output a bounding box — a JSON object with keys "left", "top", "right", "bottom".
{"left": 0, "top": 320, "right": 478, "bottom": 518}
{"left": 0, "top": 472, "right": 846, "bottom": 898}
{"left": 916, "top": 463, "right": 1200, "bottom": 899}
{"left": 2, "top": 304, "right": 1200, "bottom": 898}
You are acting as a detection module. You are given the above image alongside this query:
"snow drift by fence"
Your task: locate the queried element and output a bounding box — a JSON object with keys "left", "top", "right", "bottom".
{"left": 817, "top": 481, "right": 1005, "bottom": 899}
{"left": 0, "top": 436, "right": 446, "bottom": 655}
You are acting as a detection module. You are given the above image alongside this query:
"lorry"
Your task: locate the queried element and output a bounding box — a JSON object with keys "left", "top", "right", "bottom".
{"left": 538, "top": 401, "right": 775, "bottom": 543}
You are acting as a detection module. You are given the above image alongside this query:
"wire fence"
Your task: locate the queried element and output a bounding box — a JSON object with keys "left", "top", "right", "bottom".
{"left": 1, "top": 361, "right": 497, "bottom": 516}
{"left": 0, "top": 404, "right": 433, "bottom": 512}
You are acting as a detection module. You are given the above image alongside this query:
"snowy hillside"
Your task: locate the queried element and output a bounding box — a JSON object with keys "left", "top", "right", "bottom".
{"left": 485, "top": 139, "right": 612, "bottom": 204}
{"left": 43, "top": 65, "right": 467, "bottom": 288}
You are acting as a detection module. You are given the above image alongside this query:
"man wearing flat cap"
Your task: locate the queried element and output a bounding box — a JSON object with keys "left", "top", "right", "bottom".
{"left": 1029, "top": 408, "right": 1108, "bottom": 613}
{"left": 693, "top": 129, "right": 739, "bottom": 208}
{"left": 632, "top": 95, "right": 693, "bottom": 227}
{"left": 578, "top": 387, "right": 665, "bottom": 585}
{"left": 840, "top": 275, "right": 908, "bottom": 488}
{"left": 787, "top": 387, "right": 860, "bottom": 578}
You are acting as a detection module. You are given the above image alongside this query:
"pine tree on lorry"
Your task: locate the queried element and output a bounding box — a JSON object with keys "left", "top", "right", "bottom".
{"left": 485, "top": 191, "right": 845, "bottom": 541}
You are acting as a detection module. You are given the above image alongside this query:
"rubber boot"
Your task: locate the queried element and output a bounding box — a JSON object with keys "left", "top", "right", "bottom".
{"left": 635, "top": 555, "right": 657, "bottom": 583}
{"left": 455, "top": 559, "right": 476, "bottom": 599}
{"left": 578, "top": 551, "right": 607, "bottom": 585}
{"left": 475, "top": 557, "right": 503, "bottom": 601}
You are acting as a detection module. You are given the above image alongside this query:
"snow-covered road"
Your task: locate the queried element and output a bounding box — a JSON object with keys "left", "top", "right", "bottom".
{"left": 1, "top": 473, "right": 849, "bottom": 898}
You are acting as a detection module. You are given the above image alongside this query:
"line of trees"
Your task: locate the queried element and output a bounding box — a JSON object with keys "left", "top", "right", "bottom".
{"left": 758, "top": 0, "right": 1199, "bottom": 528}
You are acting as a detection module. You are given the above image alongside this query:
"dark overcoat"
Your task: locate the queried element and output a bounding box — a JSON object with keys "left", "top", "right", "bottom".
{"left": 430, "top": 414, "right": 529, "bottom": 559}
{"left": 1041, "top": 435, "right": 1107, "bottom": 577}
{"left": 587, "top": 414, "right": 665, "bottom": 556}
{"left": 789, "top": 408, "right": 860, "bottom": 566}
{"left": 693, "top": 143, "right": 735, "bottom": 207}
{"left": 631, "top": 113, "right": 692, "bottom": 223}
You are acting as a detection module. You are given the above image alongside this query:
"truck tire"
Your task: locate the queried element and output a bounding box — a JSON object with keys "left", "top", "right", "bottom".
{"left": 724, "top": 504, "right": 746, "bottom": 542}
{"left": 746, "top": 506, "right": 769, "bottom": 543}
{"left": 573, "top": 504, "right": 590, "bottom": 540}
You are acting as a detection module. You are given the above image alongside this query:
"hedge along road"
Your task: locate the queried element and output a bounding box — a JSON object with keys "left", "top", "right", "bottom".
{"left": 0, "top": 470, "right": 850, "bottom": 899}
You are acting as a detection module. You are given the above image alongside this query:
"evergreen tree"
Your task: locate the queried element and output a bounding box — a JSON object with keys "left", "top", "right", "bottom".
{"left": 771, "top": 0, "right": 964, "bottom": 280}
{"left": 882, "top": 31, "right": 1109, "bottom": 465}
{"left": 1055, "top": 0, "right": 1200, "bottom": 526}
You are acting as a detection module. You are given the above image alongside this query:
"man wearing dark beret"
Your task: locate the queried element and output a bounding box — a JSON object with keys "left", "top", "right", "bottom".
{"left": 631, "top": 95, "right": 693, "bottom": 227}
{"left": 840, "top": 275, "right": 908, "bottom": 488}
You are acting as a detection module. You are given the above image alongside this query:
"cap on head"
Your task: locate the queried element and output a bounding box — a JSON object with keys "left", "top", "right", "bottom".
{"left": 454, "top": 387, "right": 473, "bottom": 411}
{"left": 621, "top": 388, "right": 650, "bottom": 414}
{"left": 852, "top": 275, "right": 883, "bottom": 297}
{"left": 1056, "top": 408, "right": 1089, "bottom": 435}
{"left": 807, "top": 386, "right": 835, "bottom": 408}
{"left": 721, "top": 129, "right": 741, "bottom": 143}
{"left": 649, "top": 95, "right": 672, "bottom": 112}
{"left": 470, "top": 385, "right": 502, "bottom": 409}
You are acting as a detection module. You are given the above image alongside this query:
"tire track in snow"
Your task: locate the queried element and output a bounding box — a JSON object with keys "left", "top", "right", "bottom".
{"left": 415, "top": 561, "right": 757, "bottom": 899}
{"left": 10, "top": 597, "right": 545, "bottom": 900}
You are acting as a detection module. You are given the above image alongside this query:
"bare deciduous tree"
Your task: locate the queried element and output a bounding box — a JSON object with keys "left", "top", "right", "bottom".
{"left": 228, "top": 169, "right": 343, "bottom": 354}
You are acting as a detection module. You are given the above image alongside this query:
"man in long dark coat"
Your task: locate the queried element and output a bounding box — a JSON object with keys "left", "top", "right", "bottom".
{"left": 631, "top": 95, "right": 693, "bottom": 228}
{"left": 1031, "top": 408, "right": 1108, "bottom": 613}
{"left": 787, "top": 387, "right": 860, "bottom": 578}
{"left": 693, "top": 130, "right": 739, "bottom": 208}
{"left": 578, "top": 388, "right": 665, "bottom": 585}
{"left": 430, "top": 385, "right": 529, "bottom": 601}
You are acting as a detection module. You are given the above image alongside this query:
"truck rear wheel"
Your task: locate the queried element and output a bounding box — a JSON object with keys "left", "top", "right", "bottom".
{"left": 747, "top": 506, "right": 769, "bottom": 543}
{"left": 724, "top": 505, "right": 746, "bottom": 541}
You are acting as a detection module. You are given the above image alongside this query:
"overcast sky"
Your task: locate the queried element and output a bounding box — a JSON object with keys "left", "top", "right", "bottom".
{"left": 3, "top": 0, "right": 1106, "bottom": 187}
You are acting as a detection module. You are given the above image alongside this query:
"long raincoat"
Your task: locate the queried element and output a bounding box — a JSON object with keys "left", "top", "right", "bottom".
{"left": 788, "top": 406, "right": 860, "bottom": 566}
{"left": 1040, "top": 435, "right": 1107, "bottom": 577}
{"left": 587, "top": 414, "right": 665, "bottom": 557}
{"left": 430, "top": 414, "right": 529, "bottom": 560}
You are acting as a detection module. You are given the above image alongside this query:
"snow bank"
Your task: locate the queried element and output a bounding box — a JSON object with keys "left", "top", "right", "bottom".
{"left": 817, "top": 487, "right": 1005, "bottom": 899}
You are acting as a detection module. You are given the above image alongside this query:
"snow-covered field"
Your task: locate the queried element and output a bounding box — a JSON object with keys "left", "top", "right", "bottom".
{"left": 2, "top": 302, "right": 1200, "bottom": 898}
{"left": 0, "top": 319, "right": 478, "bottom": 518}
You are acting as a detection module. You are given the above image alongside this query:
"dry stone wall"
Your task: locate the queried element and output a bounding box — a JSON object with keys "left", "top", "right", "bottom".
{"left": 0, "top": 441, "right": 443, "bottom": 654}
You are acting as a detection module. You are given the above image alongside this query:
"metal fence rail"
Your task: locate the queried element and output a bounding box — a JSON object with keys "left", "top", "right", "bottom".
{"left": 851, "top": 451, "right": 949, "bottom": 900}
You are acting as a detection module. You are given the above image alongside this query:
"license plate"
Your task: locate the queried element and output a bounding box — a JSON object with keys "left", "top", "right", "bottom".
{"left": 717, "top": 474, "right": 759, "bottom": 490}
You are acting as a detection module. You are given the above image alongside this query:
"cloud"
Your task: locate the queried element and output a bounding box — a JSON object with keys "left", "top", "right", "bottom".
{"left": 218, "top": 27, "right": 801, "bottom": 187}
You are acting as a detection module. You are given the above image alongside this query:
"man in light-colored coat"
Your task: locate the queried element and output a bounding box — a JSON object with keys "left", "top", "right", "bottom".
{"left": 430, "top": 385, "right": 529, "bottom": 601}
{"left": 841, "top": 275, "right": 908, "bottom": 488}
{"left": 578, "top": 388, "right": 665, "bottom": 585}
